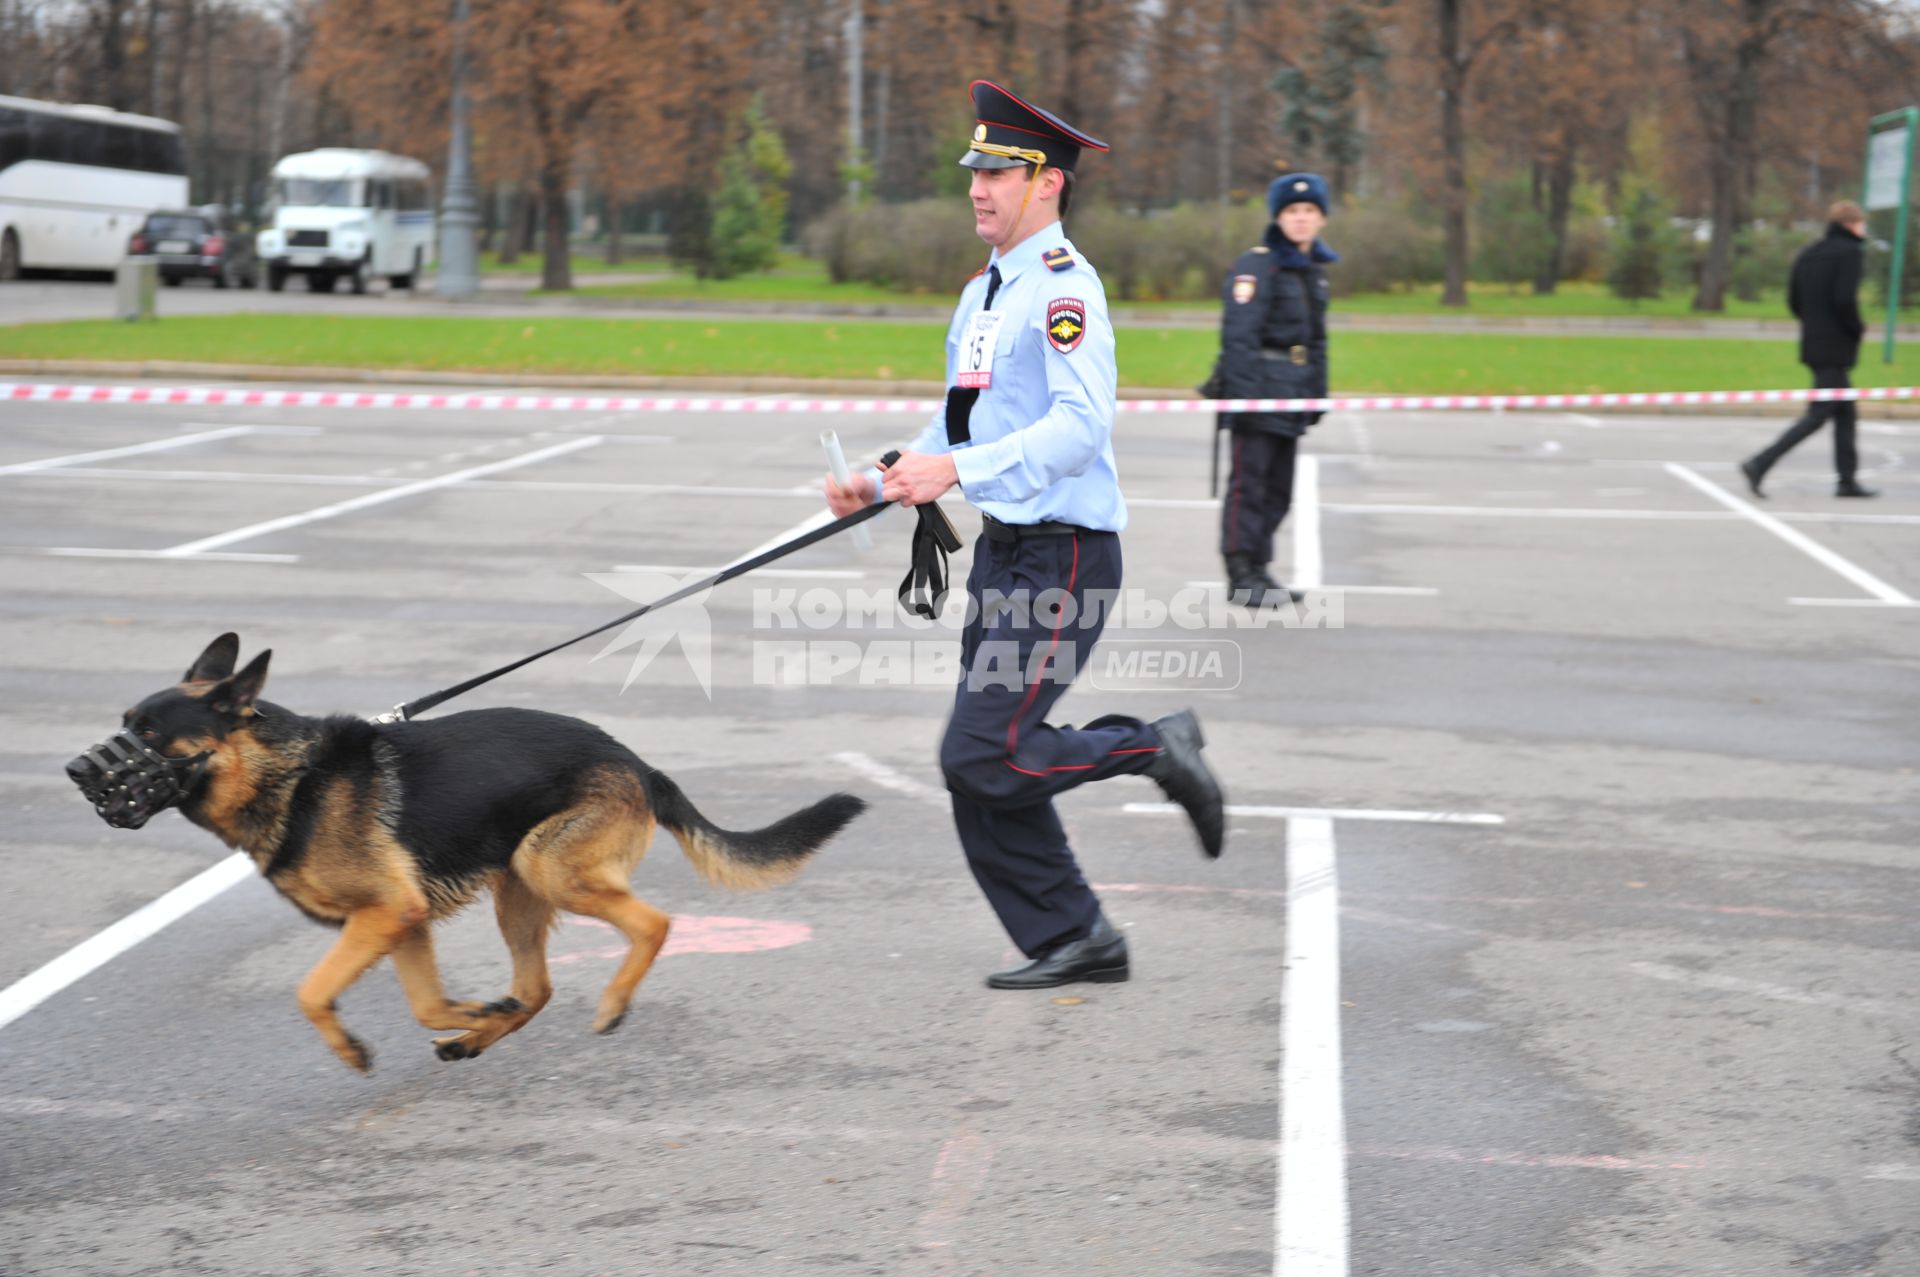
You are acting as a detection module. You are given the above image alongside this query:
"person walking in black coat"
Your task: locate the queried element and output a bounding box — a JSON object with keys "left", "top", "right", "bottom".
{"left": 1211, "top": 172, "right": 1341, "bottom": 606}
{"left": 1740, "top": 201, "right": 1878, "bottom": 499}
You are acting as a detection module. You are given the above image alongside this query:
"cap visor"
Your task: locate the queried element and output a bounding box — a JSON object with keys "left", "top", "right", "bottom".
{"left": 959, "top": 150, "right": 1026, "bottom": 170}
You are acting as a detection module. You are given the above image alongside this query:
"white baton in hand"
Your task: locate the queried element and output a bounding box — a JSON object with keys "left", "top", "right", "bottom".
{"left": 821, "top": 429, "right": 874, "bottom": 552}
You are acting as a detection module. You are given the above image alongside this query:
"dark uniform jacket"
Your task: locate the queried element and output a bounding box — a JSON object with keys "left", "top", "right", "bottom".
{"left": 1211, "top": 230, "right": 1339, "bottom": 437}
{"left": 1789, "top": 223, "right": 1866, "bottom": 370}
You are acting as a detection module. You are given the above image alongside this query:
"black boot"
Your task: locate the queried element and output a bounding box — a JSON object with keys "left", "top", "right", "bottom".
{"left": 1225, "top": 554, "right": 1288, "bottom": 608}
{"left": 986, "top": 913, "right": 1130, "bottom": 989}
{"left": 1739, "top": 457, "right": 1768, "bottom": 499}
{"left": 1253, "top": 561, "right": 1305, "bottom": 603}
{"left": 1146, "top": 709, "right": 1225, "bottom": 858}
{"left": 1836, "top": 479, "right": 1879, "bottom": 498}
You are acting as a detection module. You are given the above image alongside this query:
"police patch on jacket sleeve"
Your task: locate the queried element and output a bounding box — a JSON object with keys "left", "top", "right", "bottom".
{"left": 1047, "top": 298, "right": 1086, "bottom": 353}
{"left": 1232, "top": 274, "right": 1258, "bottom": 304}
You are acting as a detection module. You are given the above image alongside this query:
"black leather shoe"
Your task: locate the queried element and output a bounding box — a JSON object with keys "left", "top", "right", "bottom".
{"left": 1836, "top": 480, "right": 1879, "bottom": 498}
{"left": 986, "top": 915, "right": 1129, "bottom": 989}
{"left": 1146, "top": 709, "right": 1225, "bottom": 858}
{"left": 1739, "top": 458, "right": 1767, "bottom": 499}
{"left": 1225, "top": 555, "right": 1299, "bottom": 608}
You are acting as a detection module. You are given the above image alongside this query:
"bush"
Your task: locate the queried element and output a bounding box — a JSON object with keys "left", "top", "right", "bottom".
{"left": 1325, "top": 198, "right": 1445, "bottom": 293}
{"left": 1608, "top": 187, "right": 1670, "bottom": 301}
{"left": 708, "top": 95, "right": 791, "bottom": 280}
{"left": 1729, "top": 221, "right": 1801, "bottom": 304}
{"left": 1473, "top": 177, "right": 1554, "bottom": 286}
{"left": 1070, "top": 201, "right": 1264, "bottom": 301}
{"left": 802, "top": 198, "right": 981, "bottom": 294}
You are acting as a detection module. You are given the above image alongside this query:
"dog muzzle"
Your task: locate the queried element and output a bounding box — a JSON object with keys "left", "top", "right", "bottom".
{"left": 66, "top": 731, "right": 210, "bottom": 830}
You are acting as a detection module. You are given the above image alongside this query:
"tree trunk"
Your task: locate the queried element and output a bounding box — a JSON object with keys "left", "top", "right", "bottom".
{"left": 495, "top": 189, "right": 518, "bottom": 263}
{"left": 1534, "top": 144, "right": 1575, "bottom": 295}
{"left": 1438, "top": 0, "right": 1469, "bottom": 307}
{"left": 605, "top": 196, "right": 624, "bottom": 265}
{"left": 1691, "top": 6, "right": 1766, "bottom": 312}
{"left": 540, "top": 162, "right": 570, "bottom": 291}
{"left": 100, "top": 0, "right": 131, "bottom": 112}
{"left": 1216, "top": 0, "right": 1235, "bottom": 206}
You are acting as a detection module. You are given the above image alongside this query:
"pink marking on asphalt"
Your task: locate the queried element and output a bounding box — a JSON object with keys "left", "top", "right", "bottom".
{"left": 551, "top": 914, "right": 811, "bottom": 965}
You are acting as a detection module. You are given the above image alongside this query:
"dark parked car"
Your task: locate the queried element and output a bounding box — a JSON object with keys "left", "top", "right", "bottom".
{"left": 127, "top": 208, "right": 256, "bottom": 288}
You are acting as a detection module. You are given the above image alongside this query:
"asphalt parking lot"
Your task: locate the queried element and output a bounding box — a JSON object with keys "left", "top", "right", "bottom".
{"left": 1, "top": 383, "right": 1916, "bottom": 1276}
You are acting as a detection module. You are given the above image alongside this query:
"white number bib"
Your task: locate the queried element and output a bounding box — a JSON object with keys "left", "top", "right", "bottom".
{"left": 957, "top": 311, "right": 1006, "bottom": 389}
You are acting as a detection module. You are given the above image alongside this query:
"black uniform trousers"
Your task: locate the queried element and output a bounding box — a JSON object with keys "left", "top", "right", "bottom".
{"left": 1753, "top": 365, "right": 1860, "bottom": 482}
{"left": 939, "top": 528, "right": 1163, "bottom": 958}
{"left": 1220, "top": 428, "right": 1300, "bottom": 562}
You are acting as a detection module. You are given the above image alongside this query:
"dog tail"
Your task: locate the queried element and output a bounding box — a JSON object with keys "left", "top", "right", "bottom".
{"left": 646, "top": 771, "right": 866, "bottom": 891}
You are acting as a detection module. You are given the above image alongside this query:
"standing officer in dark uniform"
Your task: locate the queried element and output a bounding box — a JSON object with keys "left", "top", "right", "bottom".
{"left": 824, "top": 81, "right": 1226, "bottom": 990}
{"left": 1740, "top": 200, "right": 1878, "bottom": 500}
{"left": 1211, "top": 172, "right": 1340, "bottom": 606}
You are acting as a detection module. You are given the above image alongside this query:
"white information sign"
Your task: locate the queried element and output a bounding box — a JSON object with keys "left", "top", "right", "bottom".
{"left": 1866, "top": 125, "right": 1911, "bottom": 210}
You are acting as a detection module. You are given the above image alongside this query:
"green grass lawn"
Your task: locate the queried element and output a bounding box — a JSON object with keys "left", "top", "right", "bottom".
{"left": 8, "top": 313, "right": 1920, "bottom": 393}
{"left": 496, "top": 248, "right": 1920, "bottom": 324}
{"left": 479, "top": 248, "right": 668, "bottom": 275}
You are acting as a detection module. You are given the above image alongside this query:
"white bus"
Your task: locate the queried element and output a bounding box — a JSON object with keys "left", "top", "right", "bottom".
{"left": 256, "top": 149, "right": 435, "bottom": 294}
{"left": 0, "top": 95, "right": 189, "bottom": 278}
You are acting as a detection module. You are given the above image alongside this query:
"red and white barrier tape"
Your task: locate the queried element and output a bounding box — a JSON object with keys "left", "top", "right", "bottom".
{"left": 3, "top": 381, "right": 1916, "bottom": 415}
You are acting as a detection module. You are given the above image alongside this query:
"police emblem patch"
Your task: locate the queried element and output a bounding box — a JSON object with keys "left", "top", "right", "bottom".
{"left": 1232, "top": 274, "right": 1257, "bottom": 304}
{"left": 1047, "top": 298, "right": 1086, "bottom": 353}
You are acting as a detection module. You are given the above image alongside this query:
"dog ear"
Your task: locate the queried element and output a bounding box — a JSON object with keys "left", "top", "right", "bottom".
{"left": 210, "top": 649, "right": 271, "bottom": 715}
{"left": 184, "top": 633, "right": 241, "bottom": 684}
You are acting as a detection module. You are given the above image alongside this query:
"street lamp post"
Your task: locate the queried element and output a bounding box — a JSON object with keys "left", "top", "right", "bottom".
{"left": 438, "top": 0, "right": 480, "bottom": 299}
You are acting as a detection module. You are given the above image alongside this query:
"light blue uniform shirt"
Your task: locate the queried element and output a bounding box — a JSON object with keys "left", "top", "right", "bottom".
{"left": 872, "top": 222, "right": 1126, "bottom": 531}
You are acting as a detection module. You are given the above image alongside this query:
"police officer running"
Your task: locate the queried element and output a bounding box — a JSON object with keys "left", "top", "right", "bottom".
{"left": 1211, "top": 172, "right": 1340, "bottom": 607}
{"left": 824, "top": 80, "right": 1226, "bottom": 990}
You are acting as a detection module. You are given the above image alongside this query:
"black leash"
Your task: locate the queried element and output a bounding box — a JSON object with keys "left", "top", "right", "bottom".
{"left": 381, "top": 450, "right": 961, "bottom": 723}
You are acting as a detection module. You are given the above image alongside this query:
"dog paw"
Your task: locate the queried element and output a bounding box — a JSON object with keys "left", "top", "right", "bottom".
{"left": 433, "top": 1034, "right": 483, "bottom": 1062}
{"left": 593, "top": 1011, "right": 626, "bottom": 1035}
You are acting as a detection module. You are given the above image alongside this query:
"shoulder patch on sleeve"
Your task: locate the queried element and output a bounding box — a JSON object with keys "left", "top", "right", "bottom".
{"left": 1232, "top": 274, "right": 1258, "bottom": 305}
{"left": 1046, "top": 298, "right": 1086, "bottom": 353}
{"left": 1042, "top": 247, "right": 1076, "bottom": 272}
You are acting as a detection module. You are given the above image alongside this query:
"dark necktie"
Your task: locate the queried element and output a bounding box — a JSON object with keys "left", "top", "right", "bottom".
{"left": 946, "top": 265, "right": 1002, "bottom": 445}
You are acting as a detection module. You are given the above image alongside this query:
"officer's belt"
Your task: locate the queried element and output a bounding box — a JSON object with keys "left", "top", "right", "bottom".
{"left": 1259, "top": 345, "right": 1312, "bottom": 366}
{"left": 981, "top": 513, "right": 1093, "bottom": 543}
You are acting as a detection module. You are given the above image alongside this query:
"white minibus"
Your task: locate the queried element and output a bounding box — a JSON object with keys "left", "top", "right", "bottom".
{"left": 256, "top": 149, "right": 435, "bottom": 293}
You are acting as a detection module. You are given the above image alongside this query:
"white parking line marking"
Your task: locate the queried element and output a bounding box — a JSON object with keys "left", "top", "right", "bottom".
{"left": 1293, "top": 455, "right": 1323, "bottom": 591}
{"left": 30, "top": 467, "right": 401, "bottom": 487}
{"left": 616, "top": 564, "right": 866, "bottom": 579}
{"left": 1664, "top": 463, "right": 1917, "bottom": 606}
{"left": 1278, "top": 815, "right": 1347, "bottom": 1277}
{"left": 832, "top": 751, "right": 948, "bottom": 806}
{"left": 0, "top": 426, "right": 255, "bottom": 475}
{"left": 155, "top": 435, "right": 605, "bottom": 557}
{"left": 0, "top": 854, "right": 252, "bottom": 1032}
{"left": 30, "top": 548, "right": 300, "bottom": 563}
{"left": 1125, "top": 802, "right": 1504, "bottom": 825}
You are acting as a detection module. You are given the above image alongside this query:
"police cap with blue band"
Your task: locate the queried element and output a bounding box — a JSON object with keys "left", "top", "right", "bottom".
{"left": 960, "top": 80, "right": 1109, "bottom": 172}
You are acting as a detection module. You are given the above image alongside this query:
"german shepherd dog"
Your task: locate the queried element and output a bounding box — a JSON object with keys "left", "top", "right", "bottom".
{"left": 65, "top": 634, "right": 865, "bottom": 1073}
